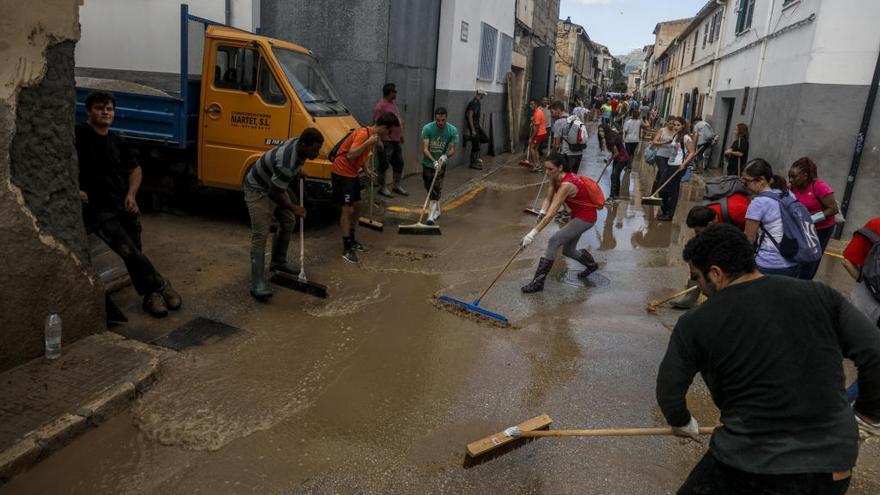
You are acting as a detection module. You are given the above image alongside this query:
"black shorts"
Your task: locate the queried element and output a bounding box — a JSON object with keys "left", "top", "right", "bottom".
{"left": 332, "top": 173, "right": 361, "bottom": 206}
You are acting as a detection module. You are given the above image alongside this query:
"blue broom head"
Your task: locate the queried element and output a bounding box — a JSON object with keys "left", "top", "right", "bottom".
{"left": 437, "top": 295, "right": 508, "bottom": 323}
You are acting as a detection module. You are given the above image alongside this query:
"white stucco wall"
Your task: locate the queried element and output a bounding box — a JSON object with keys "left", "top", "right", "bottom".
{"left": 808, "top": 0, "right": 880, "bottom": 86}
{"left": 76, "top": 0, "right": 256, "bottom": 74}
{"left": 435, "top": 0, "right": 515, "bottom": 94}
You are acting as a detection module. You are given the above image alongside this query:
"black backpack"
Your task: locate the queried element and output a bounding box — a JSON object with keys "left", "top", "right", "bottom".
{"left": 704, "top": 175, "right": 748, "bottom": 201}
{"left": 858, "top": 227, "right": 880, "bottom": 303}
{"left": 328, "top": 128, "right": 356, "bottom": 162}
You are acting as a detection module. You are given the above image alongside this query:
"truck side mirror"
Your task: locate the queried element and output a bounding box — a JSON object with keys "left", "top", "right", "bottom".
{"left": 240, "top": 49, "right": 258, "bottom": 93}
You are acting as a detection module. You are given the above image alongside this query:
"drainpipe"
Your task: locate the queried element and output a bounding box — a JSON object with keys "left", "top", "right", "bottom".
{"left": 834, "top": 41, "right": 880, "bottom": 239}
{"left": 225, "top": 0, "right": 232, "bottom": 25}
{"left": 748, "top": 0, "right": 777, "bottom": 129}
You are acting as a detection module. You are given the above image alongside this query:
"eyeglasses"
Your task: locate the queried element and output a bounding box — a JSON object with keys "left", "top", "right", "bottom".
{"left": 740, "top": 177, "right": 762, "bottom": 185}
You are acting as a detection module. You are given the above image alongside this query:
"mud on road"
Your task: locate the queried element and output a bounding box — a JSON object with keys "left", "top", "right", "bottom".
{"left": 4, "top": 145, "right": 879, "bottom": 494}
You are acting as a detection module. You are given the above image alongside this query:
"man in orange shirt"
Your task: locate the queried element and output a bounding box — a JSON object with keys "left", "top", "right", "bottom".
{"left": 332, "top": 112, "right": 400, "bottom": 263}
{"left": 528, "top": 99, "right": 547, "bottom": 171}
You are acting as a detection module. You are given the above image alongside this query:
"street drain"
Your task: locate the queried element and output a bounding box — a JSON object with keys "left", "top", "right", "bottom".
{"left": 559, "top": 270, "right": 611, "bottom": 288}
{"left": 152, "top": 317, "right": 244, "bottom": 351}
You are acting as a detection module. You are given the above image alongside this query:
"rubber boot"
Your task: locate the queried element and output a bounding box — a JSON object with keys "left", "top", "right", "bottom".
{"left": 574, "top": 250, "right": 599, "bottom": 279}
{"left": 521, "top": 257, "right": 554, "bottom": 293}
{"left": 671, "top": 278, "right": 700, "bottom": 310}
{"left": 378, "top": 172, "right": 393, "bottom": 197}
{"left": 250, "top": 255, "right": 273, "bottom": 300}
{"left": 269, "top": 227, "right": 299, "bottom": 275}
{"left": 392, "top": 172, "right": 408, "bottom": 196}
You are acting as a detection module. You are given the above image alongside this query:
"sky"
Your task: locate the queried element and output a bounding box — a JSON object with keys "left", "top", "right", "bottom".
{"left": 559, "top": 0, "right": 708, "bottom": 56}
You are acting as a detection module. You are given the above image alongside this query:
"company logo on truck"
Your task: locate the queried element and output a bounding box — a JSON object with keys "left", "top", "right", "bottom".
{"left": 231, "top": 111, "right": 271, "bottom": 130}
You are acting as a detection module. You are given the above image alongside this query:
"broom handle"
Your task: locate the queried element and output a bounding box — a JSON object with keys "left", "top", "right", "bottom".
{"left": 418, "top": 162, "right": 443, "bottom": 223}
{"left": 369, "top": 151, "right": 376, "bottom": 218}
{"left": 476, "top": 246, "right": 523, "bottom": 303}
{"left": 520, "top": 426, "right": 715, "bottom": 437}
{"left": 651, "top": 285, "right": 699, "bottom": 307}
{"left": 531, "top": 173, "right": 547, "bottom": 211}
{"left": 648, "top": 165, "right": 684, "bottom": 197}
{"left": 595, "top": 159, "right": 612, "bottom": 183}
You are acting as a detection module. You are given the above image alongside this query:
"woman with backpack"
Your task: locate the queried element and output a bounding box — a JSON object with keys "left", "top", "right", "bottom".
{"left": 657, "top": 116, "right": 697, "bottom": 221}
{"left": 742, "top": 159, "right": 800, "bottom": 277}
{"left": 520, "top": 153, "right": 602, "bottom": 293}
{"left": 599, "top": 124, "right": 630, "bottom": 200}
{"left": 788, "top": 157, "right": 840, "bottom": 280}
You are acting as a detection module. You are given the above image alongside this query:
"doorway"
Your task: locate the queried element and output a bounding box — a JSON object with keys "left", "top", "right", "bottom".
{"left": 718, "top": 97, "right": 735, "bottom": 169}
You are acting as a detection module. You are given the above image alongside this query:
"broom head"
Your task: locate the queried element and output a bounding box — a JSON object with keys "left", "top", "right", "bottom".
{"left": 358, "top": 217, "right": 384, "bottom": 232}
{"left": 641, "top": 195, "right": 663, "bottom": 206}
{"left": 465, "top": 414, "right": 553, "bottom": 460}
{"left": 270, "top": 272, "right": 328, "bottom": 299}
{"left": 398, "top": 222, "right": 441, "bottom": 236}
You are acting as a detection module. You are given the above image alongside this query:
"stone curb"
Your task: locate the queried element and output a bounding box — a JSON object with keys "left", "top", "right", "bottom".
{"left": 0, "top": 335, "right": 168, "bottom": 485}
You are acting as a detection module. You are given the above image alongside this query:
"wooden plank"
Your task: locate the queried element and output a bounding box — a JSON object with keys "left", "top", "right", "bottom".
{"left": 466, "top": 414, "right": 553, "bottom": 457}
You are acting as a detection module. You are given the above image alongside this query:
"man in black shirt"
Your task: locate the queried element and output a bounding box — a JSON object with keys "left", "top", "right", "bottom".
{"left": 465, "top": 89, "right": 485, "bottom": 169}
{"left": 657, "top": 224, "right": 880, "bottom": 494}
{"left": 76, "top": 91, "right": 181, "bottom": 317}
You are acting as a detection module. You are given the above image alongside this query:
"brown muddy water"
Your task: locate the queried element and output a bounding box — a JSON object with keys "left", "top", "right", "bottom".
{"left": 4, "top": 141, "right": 878, "bottom": 494}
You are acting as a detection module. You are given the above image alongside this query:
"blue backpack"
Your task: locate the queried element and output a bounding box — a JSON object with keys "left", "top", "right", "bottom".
{"left": 757, "top": 191, "right": 823, "bottom": 264}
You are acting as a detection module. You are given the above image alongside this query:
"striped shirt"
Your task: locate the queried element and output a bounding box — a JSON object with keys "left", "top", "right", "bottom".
{"left": 243, "top": 138, "right": 303, "bottom": 193}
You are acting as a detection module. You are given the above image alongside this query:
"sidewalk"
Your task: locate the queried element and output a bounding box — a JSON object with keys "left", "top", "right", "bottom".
{"left": 0, "top": 332, "right": 169, "bottom": 485}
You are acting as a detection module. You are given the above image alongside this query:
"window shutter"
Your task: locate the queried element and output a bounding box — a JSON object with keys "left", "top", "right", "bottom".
{"left": 496, "top": 33, "right": 513, "bottom": 82}
{"left": 478, "top": 23, "right": 498, "bottom": 81}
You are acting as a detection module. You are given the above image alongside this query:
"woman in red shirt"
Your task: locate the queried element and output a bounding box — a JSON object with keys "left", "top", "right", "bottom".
{"left": 788, "top": 157, "right": 840, "bottom": 280}
{"left": 520, "top": 154, "right": 601, "bottom": 293}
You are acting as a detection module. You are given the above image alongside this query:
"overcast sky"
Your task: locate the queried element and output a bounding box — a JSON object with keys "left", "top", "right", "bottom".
{"left": 559, "top": 0, "right": 708, "bottom": 55}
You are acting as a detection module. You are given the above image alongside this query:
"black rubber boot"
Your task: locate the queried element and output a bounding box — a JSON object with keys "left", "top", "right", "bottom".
{"left": 574, "top": 250, "right": 599, "bottom": 279}
{"left": 521, "top": 257, "right": 554, "bottom": 293}
{"left": 250, "top": 255, "right": 273, "bottom": 300}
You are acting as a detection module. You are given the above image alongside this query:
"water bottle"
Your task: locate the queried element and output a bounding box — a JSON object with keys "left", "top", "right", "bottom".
{"left": 44, "top": 310, "right": 62, "bottom": 360}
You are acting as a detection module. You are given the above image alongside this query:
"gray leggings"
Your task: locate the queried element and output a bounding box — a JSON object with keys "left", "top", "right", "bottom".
{"left": 545, "top": 218, "right": 594, "bottom": 260}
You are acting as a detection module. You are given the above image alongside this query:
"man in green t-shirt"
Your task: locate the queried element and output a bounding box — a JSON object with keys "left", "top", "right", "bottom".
{"left": 420, "top": 107, "right": 458, "bottom": 225}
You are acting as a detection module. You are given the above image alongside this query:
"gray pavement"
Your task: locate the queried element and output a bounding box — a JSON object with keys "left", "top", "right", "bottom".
{"left": 2, "top": 130, "right": 878, "bottom": 494}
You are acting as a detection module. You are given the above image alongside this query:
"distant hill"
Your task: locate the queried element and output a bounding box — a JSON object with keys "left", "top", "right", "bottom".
{"left": 615, "top": 48, "right": 644, "bottom": 73}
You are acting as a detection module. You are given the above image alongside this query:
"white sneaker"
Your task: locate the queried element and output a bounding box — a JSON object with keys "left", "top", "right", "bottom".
{"left": 427, "top": 200, "right": 441, "bottom": 223}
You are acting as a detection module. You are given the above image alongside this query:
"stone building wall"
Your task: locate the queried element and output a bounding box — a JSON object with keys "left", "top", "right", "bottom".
{"left": 0, "top": 0, "right": 105, "bottom": 371}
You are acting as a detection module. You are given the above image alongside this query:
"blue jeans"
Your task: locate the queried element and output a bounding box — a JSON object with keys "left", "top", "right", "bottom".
{"left": 847, "top": 381, "right": 859, "bottom": 403}
{"left": 758, "top": 265, "right": 800, "bottom": 278}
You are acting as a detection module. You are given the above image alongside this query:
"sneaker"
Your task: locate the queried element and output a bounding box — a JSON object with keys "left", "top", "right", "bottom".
{"left": 657, "top": 213, "right": 673, "bottom": 221}
{"left": 392, "top": 185, "right": 409, "bottom": 196}
{"left": 159, "top": 281, "right": 182, "bottom": 310}
{"left": 143, "top": 292, "right": 169, "bottom": 317}
{"left": 342, "top": 249, "right": 360, "bottom": 264}
{"left": 351, "top": 239, "right": 367, "bottom": 252}
{"left": 378, "top": 187, "right": 393, "bottom": 198}
{"left": 425, "top": 219, "right": 435, "bottom": 226}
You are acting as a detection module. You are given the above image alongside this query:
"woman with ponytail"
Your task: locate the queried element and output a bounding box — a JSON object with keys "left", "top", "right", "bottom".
{"left": 788, "top": 157, "right": 839, "bottom": 279}
{"left": 742, "top": 159, "right": 800, "bottom": 277}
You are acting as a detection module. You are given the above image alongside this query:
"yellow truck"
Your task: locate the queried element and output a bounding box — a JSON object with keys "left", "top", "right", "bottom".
{"left": 76, "top": 4, "right": 358, "bottom": 202}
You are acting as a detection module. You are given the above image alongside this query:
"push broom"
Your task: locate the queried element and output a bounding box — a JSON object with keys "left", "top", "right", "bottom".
{"left": 270, "top": 178, "right": 329, "bottom": 299}
{"left": 641, "top": 167, "right": 684, "bottom": 206}
{"left": 523, "top": 173, "right": 547, "bottom": 215}
{"left": 398, "top": 161, "right": 443, "bottom": 236}
{"left": 358, "top": 153, "right": 384, "bottom": 232}
{"left": 646, "top": 285, "right": 699, "bottom": 313}
{"left": 465, "top": 414, "right": 715, "bottom": 464}
{"left": 438, "top": 246, "right": 523, "bottom": 324}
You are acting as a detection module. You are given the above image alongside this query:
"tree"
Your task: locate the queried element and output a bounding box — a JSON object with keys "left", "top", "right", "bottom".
{"left": 610, "top": 58, "right": 628, "bottom": 93}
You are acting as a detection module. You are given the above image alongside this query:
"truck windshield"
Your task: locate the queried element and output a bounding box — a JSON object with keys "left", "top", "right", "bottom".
{"left": 273, "top": 48, "right": 349, "bottom": 116}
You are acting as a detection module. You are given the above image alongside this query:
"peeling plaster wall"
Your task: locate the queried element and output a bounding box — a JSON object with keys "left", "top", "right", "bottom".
{"left": 0, "top": 0, "right": 104, "bottom": 371}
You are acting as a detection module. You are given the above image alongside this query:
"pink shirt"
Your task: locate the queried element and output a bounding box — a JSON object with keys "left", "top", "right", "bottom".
{"left": 792, "top": 179, "right": 835, "bottom": 230}
{"left": 372, "top": 99, "right": 402, "bottom": 142}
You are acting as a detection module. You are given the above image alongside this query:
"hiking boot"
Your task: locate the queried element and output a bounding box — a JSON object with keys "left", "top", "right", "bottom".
{"left": 350, "top": 239, "right": 367, "bottom": 252}
{"left": 270, "top": 262, "right": 301, "bottom": 276}
{"left": 250, "top": 255, "right": 274, "bottom": 301}
{"left": 521, "top": 257, "right": 554, "bottom": 293}
{"left": 378, "top": 186, "right": 394, "bottom": 198}
{"left": 574, "top": 250, "right": 599, "bottom": 279}
{"left": 342, "top": 249, "right": 360, "bottom": 264}
{"left": 143, "top": 292, "right": 169, "bottom": 317}
{"left": 159, "top": 280, "right": 182, "bottom": 310}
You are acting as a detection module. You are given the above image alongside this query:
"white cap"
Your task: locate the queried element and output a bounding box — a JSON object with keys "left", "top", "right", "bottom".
{"left": 476, "top": 89, "right": 487, "bottom": 96}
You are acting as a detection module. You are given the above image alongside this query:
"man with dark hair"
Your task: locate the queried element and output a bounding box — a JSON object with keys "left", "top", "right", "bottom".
{"left": 658, "top": 223, "right": 880, "bottom": 494}
{"left": 333, "top": 113, "right": 399, "bottom": 263}
{"left": 420, "top": 108, "right": 458, "bottom": 225}
{"left": 76, "top": 91, "right": 181, "bottom": 317}
{"left": 685, "top": 192, "right": 750, "bottom": 235}
{"left": 465, "top": 89, "right": 486, "bottom": 169}
{"left": 549, "top": 100, "right": 583, "bottom": 173}
{"left": 243, "top": 128, "right": 324, "bottom": 300}
{"left": 373, "top": 83, "right": 407, "bottom": 197}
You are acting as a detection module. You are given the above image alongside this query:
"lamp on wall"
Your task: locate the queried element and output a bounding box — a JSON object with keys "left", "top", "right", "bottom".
{"left": 563, "top": 16, "right": 572, "bottom": 34}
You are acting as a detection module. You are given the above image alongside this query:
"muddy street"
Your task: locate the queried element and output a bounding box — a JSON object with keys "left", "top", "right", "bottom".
{"left": 4, "top": 139, "right": 879, "bottom": 494}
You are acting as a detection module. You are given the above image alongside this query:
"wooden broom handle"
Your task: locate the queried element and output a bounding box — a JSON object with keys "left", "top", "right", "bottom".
{"left": 520, "top": 426, "right": 715, "bottom": 437}
{"left": 648, "top": 165, "right": 684, "bottom": 196}
{"left": 417, "top": 162, "right": 443, "bottom": 223}
{"left": 650, "top": 285, "right": 699, "bottom": 307}
{"left": 476, "top": 246, "right": 523, "bottom": 303}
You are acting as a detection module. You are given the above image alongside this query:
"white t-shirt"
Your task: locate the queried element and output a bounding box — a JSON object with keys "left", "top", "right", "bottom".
{"left": 669, "top": 134, "right": 692, "bottom": 166}
{"left": 623, "top": 118, "right": 642, "bottom": 143}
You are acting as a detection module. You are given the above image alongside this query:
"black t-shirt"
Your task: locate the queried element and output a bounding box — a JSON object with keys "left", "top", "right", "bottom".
{"left": 657, "top": 275, "right": 880, "bottom": 475}
{"left": 466, "top": 99, "right": 481, "bottom": 130}
{"left": 727, "top": 136, "right": 749, "bottom": 171}
{"left": 75, "top": 123, "right": 137, "bottom": 212}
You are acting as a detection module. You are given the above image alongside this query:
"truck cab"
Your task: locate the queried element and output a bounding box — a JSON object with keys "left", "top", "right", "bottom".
{"left": 198, "top": 26, "right": 357, "bottom": 200}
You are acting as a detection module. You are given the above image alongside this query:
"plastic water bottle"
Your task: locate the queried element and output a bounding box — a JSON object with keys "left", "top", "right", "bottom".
{"left": 44, "top": 310, "right": 62, "bottom": 360}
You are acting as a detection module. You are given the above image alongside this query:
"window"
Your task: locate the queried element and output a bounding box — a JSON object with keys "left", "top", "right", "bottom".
{"left": 213, "top": 45, "right": 258, "bottom": 91}
{"left": 258, "top": 59, "right": 286, "bottom": 106}
{"left": 736, "top": 0, "right": 756, "bottom": 34}
{"left": 496, "top": 33, "right": 513, "bottom": 82}
{"left": 478, "top": 22, "right": 498, "bottom": 81}
{"left": 692, "top": 31, "right": 698, "bottom": 63}
{"left": 274, "top": 48, "right": 348, "bottom": 116}
{"left": 714, "top": 12, "right": 722, "bottom": 41}
{"left": 703, "top": 22, "right": 709, "bottom": 48}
